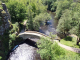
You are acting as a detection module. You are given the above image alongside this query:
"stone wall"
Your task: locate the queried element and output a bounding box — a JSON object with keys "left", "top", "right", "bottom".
{"left": 0, "top": 3, "right": 11, "bottom": 35}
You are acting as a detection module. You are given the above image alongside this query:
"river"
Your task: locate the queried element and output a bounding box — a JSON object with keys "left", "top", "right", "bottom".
{"left": 7, "top": 12, "right": 58, "bottom": 60}
{"left": 39, "top": 11, "right": 58, "bottom": 35}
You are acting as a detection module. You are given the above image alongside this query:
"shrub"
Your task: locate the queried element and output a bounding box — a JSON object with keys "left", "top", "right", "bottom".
{"left": 37, "top": 37, "right": 65, "bottom": 60}
{"left": 33, "top": 13, "right": 51, "bottom": 30}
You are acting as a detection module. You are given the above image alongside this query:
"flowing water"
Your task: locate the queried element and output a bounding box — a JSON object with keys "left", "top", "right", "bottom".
{"left": 7, "top": 12, "right": 58, "bottom": 60}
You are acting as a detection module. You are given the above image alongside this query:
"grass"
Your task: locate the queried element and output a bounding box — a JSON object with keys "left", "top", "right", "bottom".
{"left": 60, "top": 36, "right": 80, "bottom": 48}
{"left": 59, "top": 49, "right": 80, "bottom": 60}
{"left": 55, "top": 42, "right": 80, "bottom": 60}
{"left": 55, "top": 41, "right": 80, "bottom": 60}
{"left": 0, "top": 56, "right": 2, "bottom": 60}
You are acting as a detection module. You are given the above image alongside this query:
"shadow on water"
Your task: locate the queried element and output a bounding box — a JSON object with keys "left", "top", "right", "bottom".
{"left": 6, "top": 38, "right": 38, "bottom": 60}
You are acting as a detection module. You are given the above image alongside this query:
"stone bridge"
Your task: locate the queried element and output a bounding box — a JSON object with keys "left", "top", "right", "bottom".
{"left": 19, "top": 31, "right": 49, "bottom": 40}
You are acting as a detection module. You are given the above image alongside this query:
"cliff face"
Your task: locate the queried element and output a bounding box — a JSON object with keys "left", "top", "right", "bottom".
{"left": 0, "top": 3, "right": 11, "bottom": 35}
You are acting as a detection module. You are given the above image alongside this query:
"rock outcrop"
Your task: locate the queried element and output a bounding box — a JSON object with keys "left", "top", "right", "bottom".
{"left": 0, "top": 3, "right": 11, "bottom": 35}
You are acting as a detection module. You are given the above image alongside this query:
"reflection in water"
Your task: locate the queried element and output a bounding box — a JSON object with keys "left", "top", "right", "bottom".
{"left": 39, "top": 12, "right": 58, "bottom": 35}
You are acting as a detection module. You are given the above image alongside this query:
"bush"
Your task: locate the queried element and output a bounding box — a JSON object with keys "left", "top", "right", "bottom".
{"left": 6, "top": 0, "right": 26, "bottom": 22}
{"left": 37, "top": 37, "right": 65, "bottom": 60}
{"left": 33, "top": 13, "right": 51, "bottom": 30}
{"left": 9, "top": 22, "right": 19, "bottom": 34}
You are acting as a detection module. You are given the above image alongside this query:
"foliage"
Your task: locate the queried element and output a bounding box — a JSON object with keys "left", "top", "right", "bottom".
{"left": 56, "top": 0, "right": 80, "bottom": 45}
{"left": 69, "top": 25, "right": 80, "bottom": 37}
{"left": 57, "top": 9, "right": 72, "bottom": 37}
{"left": 25, "top": 0, "right": 47, "bottom": 30}
{"left": 55, "top": 0, "right": 72, "bottom": 19}
{"left": 37, "top": 37, "right": 80, "bottom": 60}
{"left": 60, "top": 36, "right": 80, "bottom": 48}
{"left": 6, "top": 0, "right": 26, "bottom": 22}
{"left": 49, "top": 32, "right": 56, "bottom": 39}
{"left": 9, "top": 22, "right": 19, "bottom": 49}
{"left": 9, "top": 22, "right": 19, "bottom": 33}
{"left": 37, "top": 37, "right": 65, "bottom": 60}
{"left": 6, "top": 0, "right": 48, "bottom": 31}
{"left": 42, "top": 0, "right": 57, "bottom": 11}
{"left": 1, "top": 0, "right": 9, "bottom": 2}
{"left": 33, "top": 13, "right": 51, "bottom": 30}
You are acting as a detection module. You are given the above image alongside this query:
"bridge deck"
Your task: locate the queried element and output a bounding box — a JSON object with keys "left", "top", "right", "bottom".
{"left": 19, "top": 31, "right": 49, "bottom": 39}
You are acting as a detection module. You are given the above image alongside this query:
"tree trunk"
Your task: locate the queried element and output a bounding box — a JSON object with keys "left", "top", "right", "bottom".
{"left": 76, "top": 37, "right": 80, "bottom": 45}
{"left": 63, "top": 31, "right": 66, "bottom": 38}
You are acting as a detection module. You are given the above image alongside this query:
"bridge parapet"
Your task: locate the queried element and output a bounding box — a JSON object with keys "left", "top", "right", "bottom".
{"left": 19, "top": 31, "right": 49, "bottom": 39}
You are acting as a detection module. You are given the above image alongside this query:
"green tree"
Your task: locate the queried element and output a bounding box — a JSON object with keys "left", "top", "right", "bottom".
{"left": 25, "top": 0, "right": 48, "bottom": 30}
{"left": 1, "top": 0, "right": 9, "bottom": 2}
{"left": 69, "top": 2, "right": 80, "bottom": 45}
{"left": 69, "top": 24, "right": 80, "bottom": 45}
{"left": 57, "top": 9, "right": 72, "bottom": 38}
{"left": 42, "top": 0, "right": 57, "bottom": 11}
{"left": 33, "top": 13, "right": 51, "bottom": 30}
{"left": 55, "top": 0, "right": 72, "bottom": 19}
{"left": 6, "top": 0, "right": 26, "bottom": 22}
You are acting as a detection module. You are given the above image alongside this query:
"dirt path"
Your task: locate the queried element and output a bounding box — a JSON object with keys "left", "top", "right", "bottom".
{"left": 54, "top": 40, "right": 80, "bottom": 53}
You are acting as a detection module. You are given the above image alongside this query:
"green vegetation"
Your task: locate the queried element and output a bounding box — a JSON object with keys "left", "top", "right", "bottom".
{"left": 1, "top": 0, "right": 9, "bottom": 2}
{"left": 33, "top": 13, "right": 51, "bottom": 30}
{"left": 1, "top": 0, "right": 80, "bottom": 60}
{"left": 43, "top": 0, "right": 80, "bottom": 45}
{"left": 37, "top": 37, "right": 65, "bottom": 60}
{"left": 56, "top": 1, "right": 80, "bottom": 45}
{"left": 42, "top": 0, "right": 57, "bottom": 11}
{"left": 6, "top": 0, "right": 26, "bottom": 22}
{"left": 0, "top": 0, "right": 51, "bottom": 59}
{"left": 6, "top": 0, "right": 51, "bottom": 30}
{"left": 37, "top": 37, "right": 80, "bottom": 60}
{"left": 60, "top": 36, "right": 80, "bottom": 48}
{"left": 9, "top": 22, "right": 19, "bottom": 49}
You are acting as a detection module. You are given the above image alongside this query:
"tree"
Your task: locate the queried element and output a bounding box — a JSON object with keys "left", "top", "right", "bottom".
{"left": 69, "top": 23, "right": 80, "bottom": 45}
{"left": 6, "top": 0, "right": 26, "bottom": 22}
{"left": 69, "top": 11, "right": 80, "bottom": 45}
{"left": 69, "top": 2, "right": 80, "bottom": 45}
{"left": 33, "top": 13, "right": 51, "bottom": 30}
{"left": 25, "top": 0, "right": 48, "bottom": 30}
{"left": 1, "top": 0, "right": 9, "bottom": 2}
{"left": 55, "top": 0, "right": 72, "bottom": 19}
{"left": 42, "top": 0, "right": 57, "bottom": 11}
{"left": 57, "top": 9, "right": 72, "bottom": 38}
{"left": 27, "top": 5, "right": 34, "bottom": 30}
